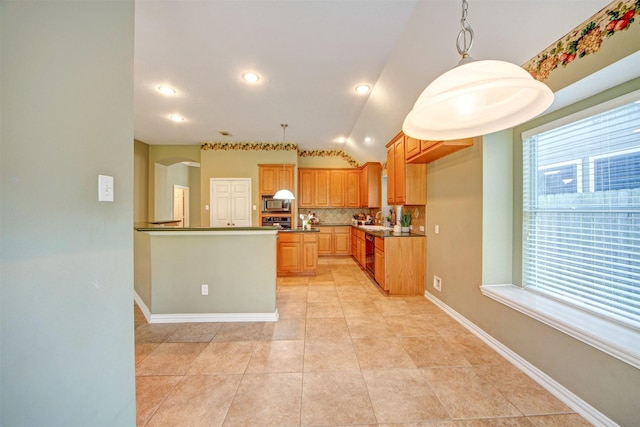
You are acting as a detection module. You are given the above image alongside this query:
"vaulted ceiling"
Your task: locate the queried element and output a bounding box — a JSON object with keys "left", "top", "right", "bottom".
{"left": 134, "top": 0, "right": 613, "bottom": 162}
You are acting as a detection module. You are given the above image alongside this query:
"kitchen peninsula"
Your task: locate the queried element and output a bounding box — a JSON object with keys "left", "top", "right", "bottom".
{"left": 134, "top": 225, "right": 278, "bottom": 323}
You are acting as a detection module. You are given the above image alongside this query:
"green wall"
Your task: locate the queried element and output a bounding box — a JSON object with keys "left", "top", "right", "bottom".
{"left": 0, "top": 2, "right": 136, "bottom": 425}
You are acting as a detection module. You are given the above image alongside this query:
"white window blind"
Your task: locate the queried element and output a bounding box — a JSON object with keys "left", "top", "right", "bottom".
{"left": 522, "top": 97, "right": 640, "bottom": 330}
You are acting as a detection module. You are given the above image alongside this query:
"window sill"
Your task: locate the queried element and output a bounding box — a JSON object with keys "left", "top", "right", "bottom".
{"left": 480, "top": 284, "right": 640, "bottom": 369}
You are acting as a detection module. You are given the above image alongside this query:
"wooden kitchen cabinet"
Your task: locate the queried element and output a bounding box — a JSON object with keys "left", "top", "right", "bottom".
{"left": 354, "top": 228, "right": 366, "bottom": 267}
{"left": 345, "top": 170, "right": 361, "bottom": 207}
{"left": 386, "top": 132, "right": 426, "bottom": 206}
{"left": 406, "top": 137, "right": 474, "bottom": 164}
{"left": 330, "top": 170, "right": 345, "bottom": 207}
{"left": 351, "top": 227, "right": 357, "bottom": 257}
{"left": 359, "top": 162, "right": 381, "bottom": 208}
{"left": 318, "top": 226, "right": 351, "bottom": 256}
{"left": 277, "top": 232, "right": 318, "bottom": 276}
{"left": 378, "top": 235, "right": 426, "bottom": 295}
{"left": 298, "top": 168, "right": 359, "bottom": 208}
{"left": 374, "top": 237, "right": 385, "bottom": 290}
{"left": 259, "top": 164, "right": 294, "bottom": 195}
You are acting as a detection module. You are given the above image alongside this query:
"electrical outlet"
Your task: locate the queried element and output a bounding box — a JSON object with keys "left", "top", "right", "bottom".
{"left": 201, "top": 284, "right": 209, "bottom": 295}
{"left": 433, "top": 275, "right": 442, "bottom": 292}
{"left": 435, "top": 224, "right": 440, "bottom": 234}
{"left": 419, "top": 226, "right": 425, "bottom": 232}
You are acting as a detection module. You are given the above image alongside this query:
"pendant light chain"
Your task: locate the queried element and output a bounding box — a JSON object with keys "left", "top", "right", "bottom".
{"left": 281, "top": 123, "right": 288, "bottom": 188}
{"left": 456, "top": 0, "right": 474, "bottom": 57}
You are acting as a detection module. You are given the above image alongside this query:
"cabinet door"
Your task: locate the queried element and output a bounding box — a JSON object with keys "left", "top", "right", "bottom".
{"left": 278, "top": 166, "right": 294, "bottom": 192}
{"left": 315, "top": 170, "right": 330, "bottom": 207}
{"left": 302, "top": 234, "right": 318, "bottom": 273}
{"left": 259, "top": 166, "right": 278, "bottom": 195}
{"left": 345, "top": 170, "right": 360, "bottom": 207}
{"left": 278, "top": 241, "right": 301, "bottom": 273}
{"left": 394, "top": 136, "right": 406, "bottom": 204}
{"left": 360, "top": 163, "right": 381, "bottom": 208}
{"left": 298, "top": 169, "right": 315, "bottom": 208}
{"left": 386, "top": 145, "right": 395, "bottom": 205}
{"left": 351, "top": 227, "right": 357, "bottom": 257}
{"left": 375, "top": 247, "right": 385, "bottom": 290}
{"left": 317, "top": 227, "right": 332, "bottom": 255}
{"left": 405, "top": 136, "right": 421, "bottom": 160}
{"left": 333, "top": 227, "right": 351, "bottom": 255}
{"left": 330, "top": 170, "right": 345, "bottom": 207}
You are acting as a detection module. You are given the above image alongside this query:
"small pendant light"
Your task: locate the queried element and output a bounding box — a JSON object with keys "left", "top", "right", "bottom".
{"left": 273, "top": 123, "right": 295, "bottom": 200}
{"left": 402, "top": 0, "right": 554, "bottom": 141}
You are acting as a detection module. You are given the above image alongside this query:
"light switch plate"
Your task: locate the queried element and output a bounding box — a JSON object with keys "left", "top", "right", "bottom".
{"left": 98, "top": 175, "right": 114, "bottom": 202}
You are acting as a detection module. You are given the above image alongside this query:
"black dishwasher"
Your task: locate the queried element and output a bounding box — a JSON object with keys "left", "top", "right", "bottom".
{"left": 365, "top": 233, "right": 375, "bottom": 276}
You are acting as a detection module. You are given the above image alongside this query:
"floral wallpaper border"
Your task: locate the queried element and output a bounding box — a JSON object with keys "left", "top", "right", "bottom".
{"left": 200, "top": 142, "right": 361, "bottom": 168}
{"left": 523, "top": 0, "right": 638, "bottom": 82}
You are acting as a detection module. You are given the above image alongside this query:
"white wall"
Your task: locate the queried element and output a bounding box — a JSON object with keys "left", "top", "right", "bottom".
{"left": 0, "top": 2, "right": 136, "bottom": 425}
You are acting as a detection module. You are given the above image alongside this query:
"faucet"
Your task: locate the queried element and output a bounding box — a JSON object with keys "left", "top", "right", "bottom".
{"left": 375, "top": 211, "right": 383, "bottom": 224}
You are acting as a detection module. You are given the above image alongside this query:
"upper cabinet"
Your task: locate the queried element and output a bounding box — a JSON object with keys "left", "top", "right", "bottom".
{"left": 259, "top": 164, "right": 294, "bottom": 195}
{"left": 386, "top": 132, "right": 426, "bottom": 206}
{"left": 299, "top": 168, "right": 358, "bottom": 208}
{"left": 360, "top": 162, "right": 382, "bottom": 208}
{"left": 405, "top": 136, "right": 474, "bottom": 164}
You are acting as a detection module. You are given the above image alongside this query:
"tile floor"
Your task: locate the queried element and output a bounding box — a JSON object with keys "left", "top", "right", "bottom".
{"left": 134, "top": 257, "right": 592, "bottom": 426}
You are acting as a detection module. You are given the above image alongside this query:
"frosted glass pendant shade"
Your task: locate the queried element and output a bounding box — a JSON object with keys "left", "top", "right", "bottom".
{"left": 402, "top": 59, "right": 554, "bottom": 141}
{"left": 273, "top": 188, "right": 295, "bottom": 200}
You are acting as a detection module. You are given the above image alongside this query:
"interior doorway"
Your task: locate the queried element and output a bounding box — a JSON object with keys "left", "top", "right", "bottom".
{"left": 173, "top": 185, "right": 190, "bottom": 227}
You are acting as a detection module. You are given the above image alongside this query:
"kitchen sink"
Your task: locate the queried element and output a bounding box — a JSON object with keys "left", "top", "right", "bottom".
{"left": 358, "top": 225, "right": 394, "bottom": 231}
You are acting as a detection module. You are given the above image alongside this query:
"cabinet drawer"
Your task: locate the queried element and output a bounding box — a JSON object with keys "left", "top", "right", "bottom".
{"left": 375, "top": 237, "right": 384, "bottom": 251}
{"left": 278, "top": 233, "right": 301, "bottom": 243}
{"left": 303, "top": 233, "right": 317, "bottom": 243}
{"left": 334, "top": 226, "right": 350, "bottom": 234}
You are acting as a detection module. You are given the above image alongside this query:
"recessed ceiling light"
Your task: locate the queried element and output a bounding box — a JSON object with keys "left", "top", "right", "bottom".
{"left": 364, "top": 136, "right": 372, "bottom": 144}
{"left": 169, "top": 114, "right": 185, "bottom": 122}
{"left": 335, "top": 137, "right": 347, "bottom": 144}
{"left": 242, "top": 72, "right": 260, "bottom": 83}
{"left": 157, "top": 85, "right": 177, "bottom": 95}
{"left": 355, "top": 84, "right": 371, "bottom": 94}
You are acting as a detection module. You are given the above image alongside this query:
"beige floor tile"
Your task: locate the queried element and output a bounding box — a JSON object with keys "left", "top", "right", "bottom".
{"left": 374, "top": 299, "right": 414, "bottom": 316}
{"left": 362, "top": 368, "right": 449, "bottom": 423}
{"left": 246, "top": 340, "right": 304, "bottom": 373}
{"left": 135, "top": 375, "right": 181, "bottom": 426}
{"left": 378, "top": 422, "right": 456, "bottom": 427}
{"left": 340, "top": 300, "right": 381, "bottom": 317}
{"left": 186, "top": 341, "right": 255, "bottom": 375}
{"left": 146, "top": 374, "right": 241, "bottom": 427}
{"left": 526, "top": 414, "right": 592, "bottom": 426}
{"left": 402, "top": 297, "right": 444, "bottom": 314}
{"left": 422, "top": 366, "right": 522, "bottom": 419}
{"left": 301, "top": 371, "right": 376, "bottom": 426}
{"left": 385, "top": 315, "right": 440, "bottom": 336}
{"left": 425, "top": 314, "right": 472, "bottom": 336}
{"left": 306, "top": 301, "right": 344, "bottom": 318}
{"left": 136, "top": 342, "right": 207, "bottom": 376}
{"left": 442, "top": 334, "right": 507, "bottom": 365}
{"left": 352, "top": 337, "right": 416, "bottom": 369}
{"left": 346, "top": 315, "right": 395, "bottom": 338}
{"left": 223, "top": 373, "right": 303, "bottom": 427}
{"left": 135, "top": 323, "right": 180, "bottom": 343}
{"left": 166, "top": 322, "right": 222, "bottom": 342}
{"left": 135, "top": 343, "right": 160, "bottom": 366}
{"left": 307, "top": 286, "right": 339, "bottom": 303}
{"left": 212, "top": 322, "right": 265, "bottom": 342}
{"left": 452, "top": 418, "right": 534, "bottom": 426}
{"left": 303, "top": 339, "right": 360, "bottom": 372}
{"left": 277, "top": 301, "right": 307, "bottom": 319}
{"left": 305, "top": 317, "right": 350, "bottom": 340}
{"left": 336, "top": 285, "right": 370, "bottom": 301}
{"left": 260, "top": 317, "right": 306, "bottom": 340}
{"left": 475, "top": 364, "right": 572, "bottom": 416}
{"left": 399, "top": 336, "right": 471, "bottom": 368}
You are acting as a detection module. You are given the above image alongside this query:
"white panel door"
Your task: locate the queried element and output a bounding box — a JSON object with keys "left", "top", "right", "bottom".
{"left": 210, "top": 178, "right": 251, "bottom": 227}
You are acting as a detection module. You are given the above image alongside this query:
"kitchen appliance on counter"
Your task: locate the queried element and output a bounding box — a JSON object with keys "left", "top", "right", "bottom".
{"left": 262, "top": 216, "right": 292, "bottom": 229}
{"left": 262, "top": 195, "right": 291, "bottom": 213}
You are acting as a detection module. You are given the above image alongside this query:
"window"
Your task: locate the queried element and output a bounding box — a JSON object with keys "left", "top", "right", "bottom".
{"left": 522, "top": 97, "right": 640, "bottom": 329}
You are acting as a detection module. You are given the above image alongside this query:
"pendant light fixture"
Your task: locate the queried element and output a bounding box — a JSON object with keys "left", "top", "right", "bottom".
{"left": 402, "top": 0, "right": 554, "bottom": 141}
{"left": 273, "top": 123, "right": 296, "bottom": 200}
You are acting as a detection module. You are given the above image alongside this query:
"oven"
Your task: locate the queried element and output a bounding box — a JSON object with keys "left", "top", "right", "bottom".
{"left": 261, "top": 195, "right": 292, "bottom": 213}
{"left": 262, "top": 216, "right": 292, "bottom": 229}
{"left": 365, "top": 233, "right": 375, "bottom": 276}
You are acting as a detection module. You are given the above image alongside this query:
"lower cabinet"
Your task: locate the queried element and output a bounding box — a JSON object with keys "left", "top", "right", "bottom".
{"left": 277, "top": 232, "right": 318, "bottom": 276}
{"left": 374, "top": 237, "right": 385, "bottom": 290}
{"left": 318, "top": 226, "right": 351, "bottom": 256}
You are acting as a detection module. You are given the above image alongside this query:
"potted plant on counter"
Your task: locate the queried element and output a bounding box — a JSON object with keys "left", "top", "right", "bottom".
{"left": 400, "top": 211, "right": 411, "bottom": 233}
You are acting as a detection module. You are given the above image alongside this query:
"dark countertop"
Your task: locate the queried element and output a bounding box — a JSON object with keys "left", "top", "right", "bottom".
{"left": 135, "top": 223, "right": 278, "bottom": 232}
{"left": 280, "top": 228, "right": 320, "bottom": 233}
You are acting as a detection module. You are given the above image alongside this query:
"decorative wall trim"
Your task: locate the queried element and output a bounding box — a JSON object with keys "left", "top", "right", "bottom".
{"left": 298, "top": 149, "right": 360, "bottom": 168}
{"left": 424, "top": 291, "right": 617, "bottom": 427}
{"left": 523, "top": 0, "right": 638, "bottom": 81}
{"left": 201, "top": 142, "right": 298, "bottom": 151}
{"left": 133, "top": 290, "right": 279, "bottom": 323}
{"left": 200, "top": 142, "right": 361, "bottom": 167}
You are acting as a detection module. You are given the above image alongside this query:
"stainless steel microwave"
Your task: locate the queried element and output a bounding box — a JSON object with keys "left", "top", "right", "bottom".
{"left": 262, "top": 195, "right": 292, "bottom": 213}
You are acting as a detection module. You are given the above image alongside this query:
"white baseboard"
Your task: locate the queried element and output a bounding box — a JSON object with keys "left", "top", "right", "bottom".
{"left": 133, "top": 291, "right": 279, "bottom": 323}
{"left": 424, "top": 291, "right": 617, "bottom": 427}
